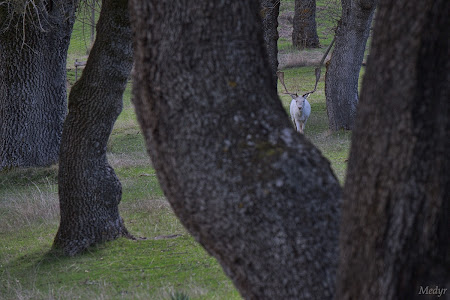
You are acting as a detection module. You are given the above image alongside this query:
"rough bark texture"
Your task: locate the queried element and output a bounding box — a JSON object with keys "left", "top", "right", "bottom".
{"left": 292, "top": 0, "right": 320, "bottom": 49}
{"left": 53, "top": 0, "right": 133, "bottom": 256}
{"left": 261, "top": 0, "right": 280, "bottom": 86}
{"left": 324, "top": 0, "right": 376, "bottom": 130}
{"left": 0, "top": 0, "right": 77, "bottom": 169}
{"left": 129, "top": 1, "right": 341, "bottom": 299}
{"left": 338, "top": 0, "right": 449, "bottom": 298}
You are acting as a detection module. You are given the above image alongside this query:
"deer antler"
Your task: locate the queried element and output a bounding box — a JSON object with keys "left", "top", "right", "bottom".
{"left": 277, "top": 71, "right": 297, "bottom": 97}
{"left": 305, "top": 36, "right": 336, "bottom": 96}
{"left": 277, "top": 71, "right": 289, "bottom": 93}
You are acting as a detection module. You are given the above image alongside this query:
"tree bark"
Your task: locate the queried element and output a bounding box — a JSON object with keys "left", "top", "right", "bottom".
{"left": 338, "top": 0, "right": 449, "bottom": 298}
{"left": 261, "top": 0, "right": 280, "bottom": 86}
{"left": 129, "top": 1, "right": 341, "bottom": 299}
{"left": 292, "top": 0, "right": 320, "bottom": 49}
{"left": 324, "top": 0, "right": 376, "bottom": 130}
{"left": 53, "top": 0, "right": 133, "bottom": 256}
{"left": 0, "top": 0, "right": 77, "bottom": 169}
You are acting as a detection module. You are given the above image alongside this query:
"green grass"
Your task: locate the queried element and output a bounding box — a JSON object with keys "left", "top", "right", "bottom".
{"left": 277, "top": 37, "right": 291, "bottom": 52}
{"left": 1, "top": 229, "right": 237, "bottom": 299}
{"left": 0, "top": 148, "right": 240, "bottom": 299}
{"left": 0, "top": 2, "right": 356, "bottom": 299}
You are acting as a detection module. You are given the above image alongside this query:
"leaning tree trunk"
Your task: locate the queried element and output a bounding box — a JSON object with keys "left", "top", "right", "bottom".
{"left": 0, "top": 0, "right": 77, "bottom": 169}
{"left": 324, "top": 0, "right": 376, "bottom": 130}
{"left": 338, "top": 0, "right": 449, "bottom": 298}
{"left": 130, "top": 1, "right": 341, "bottom": 299}
{"left": 261, "top": 0, "right": 280, "bottom": 86}
{"left": 53, "top": 0, "right": 133, "bottom": 256}
{"left": 292, "top": 0, "right": 320, "bottom": 49}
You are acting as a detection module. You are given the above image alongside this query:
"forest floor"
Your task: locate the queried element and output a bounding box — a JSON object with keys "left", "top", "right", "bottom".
{"left": 0, "top": 1, "right": 358, "bottom": 299}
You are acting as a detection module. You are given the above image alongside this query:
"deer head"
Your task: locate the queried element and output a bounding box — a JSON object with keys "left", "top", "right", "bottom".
{"left": 292, "top": 94, "right": 306, "bottom": 112}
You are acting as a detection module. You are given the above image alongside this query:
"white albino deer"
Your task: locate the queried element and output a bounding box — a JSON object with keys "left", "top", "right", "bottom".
{"left": 277, "top": 71, "right": 311, "bottom": 134}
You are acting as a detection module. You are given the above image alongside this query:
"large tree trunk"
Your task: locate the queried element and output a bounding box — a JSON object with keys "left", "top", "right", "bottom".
{"left": 338, "top": 0, "right": 449, "bottom": 298}
{"left": 129, "top": 1, "right": 341, "bottom": 299}
{"left": 0, "top": 0, "right": 77, "bottom": 169}
{"left": 261, "top": 0, "right": 280, "bottom": 86}
{"left": 292, "top": 0, "right": 320, "bottom": 49}
{"left": 324, "top": 0, "right": 376, "bottom": 130}
{"left": 53, "top": 0, "right": 133, "bottom": 256}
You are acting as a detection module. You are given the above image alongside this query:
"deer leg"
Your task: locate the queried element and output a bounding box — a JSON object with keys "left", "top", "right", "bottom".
{"left": 291, "top": 117, "right": 296, "bottom": 130}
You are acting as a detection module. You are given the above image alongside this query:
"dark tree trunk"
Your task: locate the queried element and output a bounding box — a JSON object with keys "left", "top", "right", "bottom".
{"left": 325, "top": 0, "right": 376, "bottom": 130}
{"left": 53, "top": 0, "right": 133, "bottom": 256}
{"left": 292, "top": 0, "right": 320, "bottom": 49}
{"left": 338, "top": 0, "right": 449, "bottom": 298}
{"left": 129, "top": 1, "right": 341, "bottom": 299}
{"left": 0, "top": 0, "right": 77, "bottom": 169}
{"left": 261, "top": 0, "right": 280, "bottom": 86}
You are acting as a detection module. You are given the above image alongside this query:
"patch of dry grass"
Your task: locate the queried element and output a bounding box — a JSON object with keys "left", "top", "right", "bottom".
{"left": 0, "top": 181, "right": 59, "bottom": 233}
{"left": 278, "top": 50, "right": 331, "bottom": 69}
{"left": 1, "top": 270, "right": 149, "bottom": 300}
{"left": 107, "top": 152, "right": 151, "bottom": 168}
{"left": 122, "top": 196, "right": 169, "bottom": 213}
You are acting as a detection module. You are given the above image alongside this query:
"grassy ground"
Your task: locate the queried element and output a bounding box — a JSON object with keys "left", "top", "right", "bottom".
{"left": 0, "top": 1, "right": 357, "bottom": 299}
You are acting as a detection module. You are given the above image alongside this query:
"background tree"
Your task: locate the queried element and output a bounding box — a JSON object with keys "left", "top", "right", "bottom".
{"left": 292, "top": 0, "right": 320, "bottom": 49}
{"left": 130, "top": 1, "right": 341, "bottom": 299}
{"left": 337, "top": 0, "right": 449, "bottom": 298}
{"left": 324, "top": 0, "right": 377, "bottom": 130}
{"left": 0, "top": 0, "right": 78, "bottom": 169}
{"left": 53, "top": 0, "right": 133, "bottom": 256}
{"left": 260, "top": 0, "right": 280, "bottom": 85}
{"left": 130, "top": 0, "right": 448, "bottom": 298}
